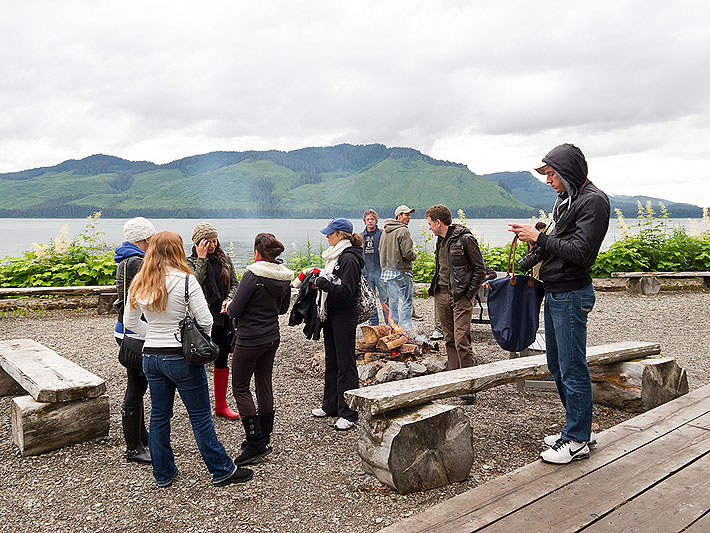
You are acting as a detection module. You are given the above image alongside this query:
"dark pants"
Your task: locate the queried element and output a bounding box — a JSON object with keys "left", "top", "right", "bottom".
{"left": 322, "top": 313, "right": 358, "bottom": 422}
{"left": 435, "top": 290, "right": 476, "bottom": 370}
{"left": 231, "top": 340, "right": 279, "bottom": 416}
{"left": 211, "top": 325, "right": 232, "bottom": 369}
{"left": 116, "top": 337, "right": 148, "bottom": 409}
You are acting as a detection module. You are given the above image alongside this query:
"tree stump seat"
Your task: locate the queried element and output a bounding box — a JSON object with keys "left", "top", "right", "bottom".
{"left": 611, "top": 271, "right": 710, "bottom": 295}
{"left": 344, "top": 341, "right": 688, "bottom": 494}
{"left": 0, "top": 338, "right": 109, "bottom": 456}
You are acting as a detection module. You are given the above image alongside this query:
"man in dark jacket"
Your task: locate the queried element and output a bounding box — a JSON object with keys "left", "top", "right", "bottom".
{"left": 426, "top": 205, "right": 486, "bottom": 385}
{"left": 361, "top": 209, "right": 389, "bottom": 325}
{"left": 510, "top": 143, "right": 610, "bottom": 465}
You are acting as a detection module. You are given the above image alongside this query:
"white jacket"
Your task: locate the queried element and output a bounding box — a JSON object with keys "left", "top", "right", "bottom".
{"left": 125, "top": 269, "right": 213, "bottom": 349}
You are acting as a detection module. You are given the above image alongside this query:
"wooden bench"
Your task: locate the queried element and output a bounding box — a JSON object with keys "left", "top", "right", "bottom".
{"left": 379, "top": 382, "right": 710, "bottom": 532}
{"left": 611, "top": 271, "right": 710, "bottom": 295}
{"left": 0, "top": 339, "right": 109, "bottom": 455}
{"left": 0, "top": 285, "right": 117, "bottom": 314}
{"left": 344, "top": 341, "right": 689, "bottom": 494}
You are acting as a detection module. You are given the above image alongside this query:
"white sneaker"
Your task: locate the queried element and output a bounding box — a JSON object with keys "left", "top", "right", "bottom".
{"left": 544, "top": 431, "right": 597, "bottom": 448}
{"left": 430, "top": 331, "right": 444, "bottom": 340}
{"left": 540, "top": 440, "right": 589, "bottom": 464}
{"left": 334, "top": 417, "right": 356, "bottom": 431}
{"left": 311, "top": 408, "right": 328, "bottom": 418}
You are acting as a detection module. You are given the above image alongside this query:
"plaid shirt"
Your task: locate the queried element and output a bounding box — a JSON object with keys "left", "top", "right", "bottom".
{"left": 381, "top": 270, "right": 412, "bottom": 282}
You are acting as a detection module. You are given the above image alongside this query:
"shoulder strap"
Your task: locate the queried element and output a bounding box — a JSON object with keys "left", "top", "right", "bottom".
{"left": 184, "top": 274, "right": 190, "bottom": 313}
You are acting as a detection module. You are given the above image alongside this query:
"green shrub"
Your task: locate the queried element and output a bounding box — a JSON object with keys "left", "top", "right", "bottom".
{"left": 0, "top": 212, "right": 116, "bottom": 288}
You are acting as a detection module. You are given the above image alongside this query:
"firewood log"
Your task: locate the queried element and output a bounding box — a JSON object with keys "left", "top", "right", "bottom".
{"left": 361, "top": 325, "right": 391, "bottom": 345}
{"left": 376, "top": 333, "right": 408, "bottom": 351}
{"left": 356, "top": 340, "right": 377, "bottom": 351}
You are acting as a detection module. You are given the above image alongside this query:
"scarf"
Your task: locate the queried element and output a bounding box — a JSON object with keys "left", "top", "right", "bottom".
{"left": 318, "top": 239, "right": 352, "bottom": 321}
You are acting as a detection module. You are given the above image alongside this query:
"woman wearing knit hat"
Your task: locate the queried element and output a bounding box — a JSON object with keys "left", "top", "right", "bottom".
{"left": 114, "top": 216, "right": 156, "bottom": 464}
{"left": 187, "top": 222, "right": 241, "bottom": 420}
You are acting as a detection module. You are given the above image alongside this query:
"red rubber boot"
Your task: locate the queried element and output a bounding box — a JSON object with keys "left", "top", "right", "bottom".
{"left": 213, "top": 367, "right": 240, "bottom": 420}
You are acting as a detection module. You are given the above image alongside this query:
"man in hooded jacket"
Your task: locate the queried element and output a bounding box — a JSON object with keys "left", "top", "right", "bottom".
{"left": 510, "top": 143, "right": 609, "bottom": 465}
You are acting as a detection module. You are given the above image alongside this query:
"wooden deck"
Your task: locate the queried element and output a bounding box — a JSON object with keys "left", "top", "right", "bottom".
{"left": 379, "top": 383, "right": 710, "bottom": 533}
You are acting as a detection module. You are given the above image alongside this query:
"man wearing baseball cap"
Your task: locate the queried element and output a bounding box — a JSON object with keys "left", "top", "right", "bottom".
{"left": 379, "top": 205, "right": 417, "bottom": 330}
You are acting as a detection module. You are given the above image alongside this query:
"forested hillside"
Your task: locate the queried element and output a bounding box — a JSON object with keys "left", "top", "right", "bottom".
{"left": 0, "top": 145, "right": 701, "bottom": 218}
{"left": 0, "top": 145, "right": 533, "bottom": 218}
{"left": 481, "top": 171, "right": 703, "bottom": 218}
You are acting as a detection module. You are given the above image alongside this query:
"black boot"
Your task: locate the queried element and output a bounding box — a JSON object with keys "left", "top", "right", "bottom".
{"left": 122, "top": 407, "right": 151, "bottom": 464}
{"left": 139, "top": 402, "right": 149, "bottom": 448}
{"left": 234, "top": 415, "right": 271, "bottom": 466}
{"left": 260, "top": 411, "right": 275, "bottom": 448}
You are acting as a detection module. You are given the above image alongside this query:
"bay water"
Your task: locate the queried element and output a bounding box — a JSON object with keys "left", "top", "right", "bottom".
{"left": 1, "top": 217, "right": 706, "bottom": 270}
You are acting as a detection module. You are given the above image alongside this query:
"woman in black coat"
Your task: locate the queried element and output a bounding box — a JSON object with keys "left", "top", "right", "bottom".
{"left": 187, "top": 222, "right": 240, "bottom": 420}
{"left": 310, "top": 218, "right": 364, "bottom": 431}
{"left": 227, "top": 233, "right": 293, "bottom": 464}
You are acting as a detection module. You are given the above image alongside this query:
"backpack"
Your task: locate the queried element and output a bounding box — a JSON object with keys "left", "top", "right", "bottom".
{"left": 356, "top": 274, "right": 378, "bottom": 324}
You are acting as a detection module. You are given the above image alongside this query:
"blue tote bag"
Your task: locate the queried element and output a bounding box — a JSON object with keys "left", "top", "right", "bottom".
{"left": 486, "top": 236, "right": 544, "bottom": 352}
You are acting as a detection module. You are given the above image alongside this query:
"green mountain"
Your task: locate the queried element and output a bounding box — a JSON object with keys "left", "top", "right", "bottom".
{"left": 0, "top": 145, "right": 535, "bottom": 218}
{"left": 481, "top": 171, "right": 703, "bottom": 218}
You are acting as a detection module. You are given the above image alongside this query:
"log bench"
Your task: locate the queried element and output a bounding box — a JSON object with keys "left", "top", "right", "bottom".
{"left": 611, "top": 271, "right": 710, "bottom": 295}
{"left": 344, "top": 341, "right": 689, "bottom": 494}
{"left": 0, "top": 285, "right": 117, "bottom": 314}
{"left": 0, "top": 338, "right": 109, "bottom": 456}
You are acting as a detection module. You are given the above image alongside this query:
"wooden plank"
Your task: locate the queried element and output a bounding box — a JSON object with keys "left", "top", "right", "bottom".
{"left": 378, "top": 384, "right": 710, "bottom": 533}
{"left": 0, "top": 285, "right": 114, "bottom": 297}
{"left": 346, "top": 341, "right": 661, "bottom": 416}
{"left": 482, "top": 413, "right": 710, "bottom": 532}
{"left": 11, "top": 394, "right": 110, "bottom": 456}
{"left": 583, "top": 453, "right": 710, "bottom": 533}
{"left": 611, "top": 271, "right": 710, "bottom": 278}
{"left": 684, "top": 512, "right": 710, "bottom": 532}
{"left": 0, "top": 339, "right": 105, "bottom": 402}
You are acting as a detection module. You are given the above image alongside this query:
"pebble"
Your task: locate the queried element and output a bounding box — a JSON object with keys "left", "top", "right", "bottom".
{"left": 0, "top": 290, "right": 708, "bottom": 532}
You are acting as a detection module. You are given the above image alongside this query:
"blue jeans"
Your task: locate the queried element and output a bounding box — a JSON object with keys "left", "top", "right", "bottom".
{"left": 142, "top": 352, "right": 236, "bottom": 486}
{"left": 364, "top": 269, "right": 389, "bottom": 325}
{"left": 544, "top": 283, "right": 595, "bottom": 443}
{"left": 385, "top": 272, "right": 413, "bottom": 330}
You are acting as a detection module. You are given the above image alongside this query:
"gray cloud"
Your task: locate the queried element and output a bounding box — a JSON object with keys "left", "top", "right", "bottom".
{"left": 1, "top": 0, "right": 709, "bottom": 205}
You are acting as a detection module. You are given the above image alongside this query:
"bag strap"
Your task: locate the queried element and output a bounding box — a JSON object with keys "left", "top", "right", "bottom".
{"left": 184, "top": 274, "right": 191, "bottom": 314}
{"left": 122, "top": 260, "right": 128, "bottom": 335}
{"left": 507, "top": 235, "right": 518, "bottom": 283}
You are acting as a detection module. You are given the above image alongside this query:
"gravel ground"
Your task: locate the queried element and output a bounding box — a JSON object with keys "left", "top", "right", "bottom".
{"left": 1, "top": 289, "right": 709, "bottom": 533}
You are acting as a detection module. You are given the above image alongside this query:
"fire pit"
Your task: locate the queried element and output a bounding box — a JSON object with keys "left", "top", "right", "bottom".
{"left": 355, "top": 323, "right": 447, "bottom": 385}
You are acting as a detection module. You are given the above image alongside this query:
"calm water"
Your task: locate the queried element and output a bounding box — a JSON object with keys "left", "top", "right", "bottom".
{"left": 1, "top": 217, "right": 706, "bottom": 269}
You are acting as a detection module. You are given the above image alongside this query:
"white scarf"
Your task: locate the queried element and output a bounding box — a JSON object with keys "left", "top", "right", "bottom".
{"left": 318, "top": 239, "right": 352, "bottom": 321}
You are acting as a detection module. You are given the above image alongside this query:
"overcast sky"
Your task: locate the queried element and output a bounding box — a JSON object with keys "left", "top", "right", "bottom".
{"left": 2, "top": 1, "right": 709, "bottom": 207}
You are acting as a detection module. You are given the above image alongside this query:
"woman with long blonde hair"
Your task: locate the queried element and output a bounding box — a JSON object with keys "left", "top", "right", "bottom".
{"left": 125, "top": 231, "right": 252, "bottom": 488}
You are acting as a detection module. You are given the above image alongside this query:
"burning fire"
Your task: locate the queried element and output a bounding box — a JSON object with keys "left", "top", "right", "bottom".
{"left": 381, "top": 303, "right": 404, "bottom": 335}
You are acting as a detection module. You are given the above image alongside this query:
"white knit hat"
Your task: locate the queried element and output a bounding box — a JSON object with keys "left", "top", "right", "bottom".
{"left": 123, "top": 217, "right": 156, "bottom": 243}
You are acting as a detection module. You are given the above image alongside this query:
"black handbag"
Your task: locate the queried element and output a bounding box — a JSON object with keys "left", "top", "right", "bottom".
{"left": 118, "top": 334, "right": 144, "bottom": 370}
{"left": 486, "top": 235, "right": 545, "bottom": 352}
{"left": 176, "top": 275, "right": 219, "bottom": 367}
{"left": 118, "top": 260, "right": 144, "bottom": 370}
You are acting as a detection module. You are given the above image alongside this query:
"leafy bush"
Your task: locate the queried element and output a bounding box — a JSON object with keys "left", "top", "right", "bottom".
{"left": 0, "top": 212, "right": 116, "bottom": 288}
{"left": 593, "top": 203, "right": 710, "bottom": 276}
{"left": 284, "top": 238, "right": 325, "bottom": 273}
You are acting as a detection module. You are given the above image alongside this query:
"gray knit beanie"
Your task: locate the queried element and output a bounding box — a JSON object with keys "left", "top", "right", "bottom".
{"left": 192, "top": 222, "right": 218, "bottom": 245}
{"left": 123, "top": 217, "right": 156, "bottom": 243}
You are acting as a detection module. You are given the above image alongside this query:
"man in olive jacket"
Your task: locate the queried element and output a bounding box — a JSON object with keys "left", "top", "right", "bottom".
{"left": 379, "top": 205, "right": 418, "bottom": 330}
{"left": 426, "top": 205, "right": 486, "bottom": 375}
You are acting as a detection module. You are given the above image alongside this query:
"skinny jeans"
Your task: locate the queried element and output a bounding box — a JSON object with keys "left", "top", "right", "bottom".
{"left": 231, "top": 340, "right": 279, "bottom": 416}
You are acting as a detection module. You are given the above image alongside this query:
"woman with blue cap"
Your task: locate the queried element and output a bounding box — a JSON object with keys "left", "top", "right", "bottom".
{"left": 310, "top": 218, "right": 364, "bottom": 430}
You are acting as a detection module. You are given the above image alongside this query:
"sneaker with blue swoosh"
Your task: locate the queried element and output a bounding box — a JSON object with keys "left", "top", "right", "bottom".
{"left": 540, "top": 439, "right": 590, "bottom": 464}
